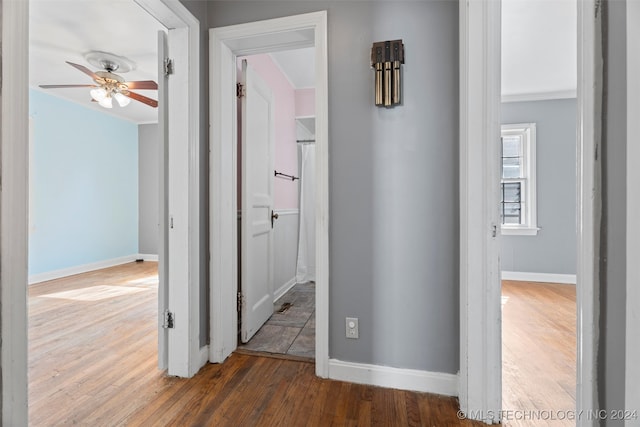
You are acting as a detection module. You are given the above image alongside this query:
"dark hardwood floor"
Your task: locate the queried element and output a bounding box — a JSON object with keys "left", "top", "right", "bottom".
{"left": 29, "top": 262, "right": 485, "bottom": 426}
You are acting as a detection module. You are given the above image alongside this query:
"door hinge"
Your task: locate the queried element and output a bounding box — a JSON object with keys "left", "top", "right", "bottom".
{"left": 491, "top": 224, "right": 498, "bottom": 238}
{"left": 236, "top": 83, "right": 245, "bottom": 98}
{"left": 163, "top": 309, "right": 175, "bottom": 329}
{"left": 237, "top": 292, "right": 244, "bottom": 312}
{"left": 164, "top": 58, "right": 174, "bottom": 76}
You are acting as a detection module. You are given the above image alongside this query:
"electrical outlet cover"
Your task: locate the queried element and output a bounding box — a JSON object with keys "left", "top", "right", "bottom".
{"left": 345, "top": 317, "right": 359, "bottom": 339}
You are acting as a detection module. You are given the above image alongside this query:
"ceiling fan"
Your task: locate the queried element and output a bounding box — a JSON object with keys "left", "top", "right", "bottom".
{"left": 39, "top": 52, "right": 158, "bottom": 109}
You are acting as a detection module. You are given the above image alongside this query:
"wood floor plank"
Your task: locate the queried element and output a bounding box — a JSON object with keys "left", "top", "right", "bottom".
{"left": 252, "top": 360, "right": 305, "bottom": 426}
{"left": 303, "top": 375, "right": 332, "bottom": 427}
{"left": 357, "top": 399, "right": 373, "bottom": 427}
{"left": 188, "top": 356, "right": 272, "bottom": 426}
{"left": 287, "top": 361, "right": 321, "bottom": 426}
{"left": 404, "top": 391, "right": 422, "bottom": 427}
{"left": 29, "top": 262, "right": 488, "bottom": 426}
{"left": 502, "top": 280, "right": 576, "bottom": 427}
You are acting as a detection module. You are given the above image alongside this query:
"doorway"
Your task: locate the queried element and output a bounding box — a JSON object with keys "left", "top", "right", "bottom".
{"left": 235, "top": 51, "right": 317, "bottom": 358}
{"left": 458, "top": 0, "right": 600, "bottom": 423}
{"left": 28, "top": 0, "right": 162, "bottom": 282}
{"left": 26, "top": 0, "right": 200, "bottom": 412}
{"left": 5, "top": 0, "right": 201, "bottom": 422}
{"left": 499, "top": 2, "right": 578, "bottom": 414}
{"left": 209, "top": 11, "right": 329, "bottom": 376}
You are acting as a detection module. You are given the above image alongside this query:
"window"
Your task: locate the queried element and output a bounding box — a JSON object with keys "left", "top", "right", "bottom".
{"left": 501, "top": 123, "right": 538, "bottom": 235}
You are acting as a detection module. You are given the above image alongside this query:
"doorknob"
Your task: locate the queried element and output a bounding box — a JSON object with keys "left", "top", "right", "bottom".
{"left": 271, "top": 210, "right": 279, "bottom": 228}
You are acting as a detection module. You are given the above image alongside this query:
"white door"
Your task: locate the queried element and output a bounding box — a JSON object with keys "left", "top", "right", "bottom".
{"left": 240, "top": 60, "right": 275, "bottom": 343}
{"left": 157, "top": 29, "right": 169, "bottom": 370}
{"left": 158, "top": 27, "right": 192, "bottom": 376}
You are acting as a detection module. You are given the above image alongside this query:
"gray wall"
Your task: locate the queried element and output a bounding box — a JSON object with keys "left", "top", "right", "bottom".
{"left": 210, "top": 1, "right": 459, "bottom": 373}
{"left": 600, "top": 0, "right": 627, "bottom": 422}
{"left": 138, "top": 124, "right": 159, "bottom": 255}
{"left": 184, "top": 0, "right": 630, "bottom": 412}
{"left": 500, "top": 99, "right": 577, "bottom": 275}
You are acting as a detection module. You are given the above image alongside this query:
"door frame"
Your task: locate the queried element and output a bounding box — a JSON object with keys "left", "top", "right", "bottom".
{"left": 209, "top": 11, "right": 330, "bottom": 377}
{"left": 2, "top": 0, "right": 30, "bottom": 423}
{"left": 0, "top": 0, "right": 201, "bottom": 422}
{"left": 459, "top": 0, "right": 601, "bottom": 423}
{"left": 626, "top": 1, "right": 640, "bottom": 412}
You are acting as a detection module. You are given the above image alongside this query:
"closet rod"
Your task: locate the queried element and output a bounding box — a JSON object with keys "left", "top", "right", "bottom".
{"left": 296, "top": 139, "right": 316, "bottom": 144}
{"left": 274, "top": 170, "right": 299, "bottom": 181}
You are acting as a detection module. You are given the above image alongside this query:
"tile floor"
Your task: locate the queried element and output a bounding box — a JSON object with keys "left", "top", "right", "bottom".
{"left": 239, "top": 282, "right": 315, "bottom": 358}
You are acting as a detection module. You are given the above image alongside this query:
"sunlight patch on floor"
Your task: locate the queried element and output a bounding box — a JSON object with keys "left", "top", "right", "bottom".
{"left": 502, "top": 295, "right": 510, "bottom": 306}
{"left": 39, "top": 285, "right": 150, "bottom": 301}
{"left": 127, "top": 275, "right": 159, "bottom": 286}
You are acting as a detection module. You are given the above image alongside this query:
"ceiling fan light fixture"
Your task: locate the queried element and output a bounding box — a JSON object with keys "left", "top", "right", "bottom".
{"left": 85, "top": 51, "right": 135, "bottom": 74}
{"left": 98, "top": 96, "right": 113, "bottom": 109}
{"left": 114, "top": 92, "right": 131, "bottom": 107}
{"left": 41, "top": 58, "right": 158, "bottom": 110}
{"left": 90, "top": 87, "right": 107, "bottom": 102}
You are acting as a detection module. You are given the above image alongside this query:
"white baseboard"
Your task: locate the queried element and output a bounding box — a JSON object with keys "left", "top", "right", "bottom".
{"left": 328, "top": 359, "right": 458, "bottom": 397}
{"left": 138, "top": 253, "right": 159, "bottom": 262}
{"left": 501, "top": 271, "right": 576, "bottom": 284}
{"left": 274, "top": 277, "right": 297, "bottom": 302}
{"left": 29, "top": 253, "right": 159, "bottom": 285}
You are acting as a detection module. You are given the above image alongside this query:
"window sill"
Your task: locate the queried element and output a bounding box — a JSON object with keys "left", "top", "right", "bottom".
{"left": 501, "top": 226, "right": 539, "bottom": 236}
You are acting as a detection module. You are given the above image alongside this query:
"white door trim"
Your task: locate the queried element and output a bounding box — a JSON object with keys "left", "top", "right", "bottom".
{"left": 458, "top": 0, "right": 502, "bottom": 422}
{"left": 459, "top": 0, "right": 601, "bottom": 423}
{"left": 209, "top": 11, "right": 330, "bottom": 378}
{"left": 575, "top": 1, "right": 601, "bottom": 421}
{"left": 626, "top": 1, "right": 640, "bottom": 415}
{"left": 2, "top": 0, "right": 30, "bottom": 423}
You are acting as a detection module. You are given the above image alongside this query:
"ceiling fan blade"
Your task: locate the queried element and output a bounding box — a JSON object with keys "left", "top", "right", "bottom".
{"left": 39, "top": 84, "right": 97, "bottom": 89}
{"left": 126, "top": 91, "right": 158, "bottom": 108}
{"left": 66, "top": 61, "right": 99, "bottom": 80}
{"left": 126, "top": 80, "right": 158, "bottom": 90}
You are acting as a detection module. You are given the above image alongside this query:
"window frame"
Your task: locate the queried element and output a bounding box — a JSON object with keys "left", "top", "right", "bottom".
{"left": 500, "top": 122, "right": 538, "bottom": 236}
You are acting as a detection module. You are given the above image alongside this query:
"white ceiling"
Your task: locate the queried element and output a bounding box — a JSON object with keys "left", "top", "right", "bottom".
{"left": 502, "top": 0, "right": 577, "bottom": 98}
{"left": 30, "top": 0, "right": 574, "bottom": 124}
{"left": 271, "top": 1, "right": 576, "bottom": 98}
{"left": 30, "top": 0, "right": 164, "bottom": 124}
{"left": 270, "top": 48, "right": 315, "bottom": 89}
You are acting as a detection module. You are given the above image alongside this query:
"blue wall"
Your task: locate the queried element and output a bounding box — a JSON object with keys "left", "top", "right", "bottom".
{"left": 29, "top": 90, "right": 139, "bottom": 275}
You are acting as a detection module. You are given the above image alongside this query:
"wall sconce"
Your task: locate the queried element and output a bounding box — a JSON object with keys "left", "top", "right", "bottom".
{"left": 371, "top": 40, "right": 404, "bottom": 107}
